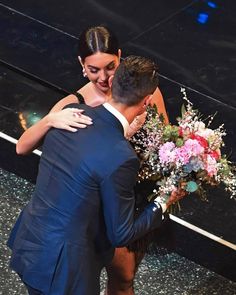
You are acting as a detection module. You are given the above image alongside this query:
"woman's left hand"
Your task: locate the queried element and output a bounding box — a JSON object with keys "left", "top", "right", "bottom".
{"left": 126, "top": 112, "right": 147, "bottom": 139}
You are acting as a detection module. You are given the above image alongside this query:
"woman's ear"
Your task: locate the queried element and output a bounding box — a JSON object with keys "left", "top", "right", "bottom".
{"left": 78, "top": 56, "right": 87, "bottom": 77}
{"left": 78, "top": 56, "right": 84, "bottom": 67}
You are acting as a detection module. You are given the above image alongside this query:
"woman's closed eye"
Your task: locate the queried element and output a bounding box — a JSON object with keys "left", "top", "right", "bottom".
{"left": 106, "top": 62, "right": 115, "bottom": 71}
{"left": 88, "top": 66, "right": 99, "bottom": 74}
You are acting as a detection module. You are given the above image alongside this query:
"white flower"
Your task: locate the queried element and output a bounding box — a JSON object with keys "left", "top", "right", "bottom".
{"left": 194, "top": 121, "right": 205, "bottom": 132}
{"left": 196, "top": 127, "right": 214, "bottom": 139}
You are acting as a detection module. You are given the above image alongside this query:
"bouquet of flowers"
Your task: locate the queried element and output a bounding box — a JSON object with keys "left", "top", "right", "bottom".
{"left": 131, "top": 88, "right": 236, "bottom": 209}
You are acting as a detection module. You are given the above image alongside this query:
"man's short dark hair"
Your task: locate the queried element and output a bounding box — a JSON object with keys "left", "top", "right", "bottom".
{"left": 111, "top": 55, "right": 159, "bottom": 106}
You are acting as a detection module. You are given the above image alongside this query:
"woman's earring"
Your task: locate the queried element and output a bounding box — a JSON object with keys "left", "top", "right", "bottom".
{"left": 82, "top": 68, "right": 87, "bottom": 78}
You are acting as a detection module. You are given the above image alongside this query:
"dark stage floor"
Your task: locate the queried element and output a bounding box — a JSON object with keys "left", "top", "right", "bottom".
{"left": 0, "top": 0, "right": 236, "bottom": 293}
{"left": 1, "top": 168, "right": 235, "bottom": 294}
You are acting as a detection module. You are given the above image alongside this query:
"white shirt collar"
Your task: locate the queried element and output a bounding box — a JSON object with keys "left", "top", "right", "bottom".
{"left": 103, "top": 102, "right": 129, "bottom": 137}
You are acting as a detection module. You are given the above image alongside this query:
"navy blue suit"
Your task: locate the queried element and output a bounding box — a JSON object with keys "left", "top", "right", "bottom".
{"left": 8, "top": 104, "right": 164, "bottom": 295}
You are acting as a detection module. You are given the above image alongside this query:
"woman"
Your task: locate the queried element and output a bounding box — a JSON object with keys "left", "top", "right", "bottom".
{"left": 16, "top": 26, "right": 169, "bottom": 295}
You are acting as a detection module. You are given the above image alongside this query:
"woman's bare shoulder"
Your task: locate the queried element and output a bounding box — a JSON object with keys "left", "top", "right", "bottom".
{"left": 50, "top": 94, "right": 80, "bottom": 112}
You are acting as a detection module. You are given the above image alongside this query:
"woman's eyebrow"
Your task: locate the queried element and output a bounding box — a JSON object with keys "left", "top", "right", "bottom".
{"left": 87, "top": 65, "right": 99, "bottom": 70}
{"left": 87, "top": 61, "right": 115, "bottom": 70}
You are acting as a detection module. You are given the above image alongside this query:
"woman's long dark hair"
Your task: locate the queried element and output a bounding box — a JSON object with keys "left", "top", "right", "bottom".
{"left": 78, "top": 26, "right": 119, "bottom": 61}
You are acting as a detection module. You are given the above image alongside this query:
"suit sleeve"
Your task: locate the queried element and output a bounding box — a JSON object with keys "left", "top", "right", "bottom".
{"left": 100, "top": 157, "right": 163, "bottom": 247}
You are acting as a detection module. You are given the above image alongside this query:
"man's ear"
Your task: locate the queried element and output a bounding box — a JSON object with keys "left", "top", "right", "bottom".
{"left": 137, "top": 95, "right": 152, "bottom": 115}
{"left": 108, "top": 75, "right": 114, "bottom": 88}
{"left": 143, "top": 94, "right": 153, "bottom": 108}
{"left": 118, "top": 49, "right": 122, "bottom": 62}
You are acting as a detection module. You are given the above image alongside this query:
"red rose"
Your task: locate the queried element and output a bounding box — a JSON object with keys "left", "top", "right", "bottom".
{"left": 208, "top": 150, "right": 220, "bottom": 160}
{"left": 191, "top": 134, "right": 209, "bottom": 149}
{"left": 178, "top": 127, "right": 183, "bottom": 137}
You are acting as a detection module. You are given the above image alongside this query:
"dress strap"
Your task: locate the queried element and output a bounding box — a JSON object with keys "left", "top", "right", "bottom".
{"left": 73, "top": 92, "right": 85, "bottom": 104}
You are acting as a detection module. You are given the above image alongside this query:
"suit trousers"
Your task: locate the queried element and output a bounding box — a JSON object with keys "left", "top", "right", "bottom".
{"left": 23, "top": 281, "right": 43, "bottom": 295}
{"left": 26, "top": 285, "right": 43, "bottom": 295}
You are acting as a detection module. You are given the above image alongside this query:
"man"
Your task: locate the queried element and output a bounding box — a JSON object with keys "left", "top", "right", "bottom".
{"left": 8, "top": 56, "right": 179, "bottom": 295}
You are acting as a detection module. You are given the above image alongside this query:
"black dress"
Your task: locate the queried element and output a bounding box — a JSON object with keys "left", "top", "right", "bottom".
{"left": 74, "top": 92, "right": 85, "bottom": 104}
{"left": 74, "top": 92, "right": 175, "bottom": 254}
{"left": 128, "top": 180, "right": 175, "bottom": 255}
{"left": 128, "top": 130, "right": 175, "bottom": 255}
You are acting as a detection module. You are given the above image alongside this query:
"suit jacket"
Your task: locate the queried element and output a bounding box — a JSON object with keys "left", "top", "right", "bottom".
{"left": 8, "top": 104, "right": 164, "bottom": 295}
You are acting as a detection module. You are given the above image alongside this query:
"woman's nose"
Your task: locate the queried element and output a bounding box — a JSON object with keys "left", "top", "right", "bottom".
{"left": 100, "top": 70, "right": 108, "bottom": 81}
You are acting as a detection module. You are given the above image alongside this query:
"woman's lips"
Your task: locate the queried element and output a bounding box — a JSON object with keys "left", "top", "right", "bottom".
{"left": 98, "top": 82, "right": 109, "bottom": 88}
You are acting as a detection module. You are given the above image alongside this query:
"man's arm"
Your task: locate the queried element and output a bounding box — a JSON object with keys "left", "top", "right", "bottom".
{"left": 100, "top": 158, "right": 164, "bottom": 247}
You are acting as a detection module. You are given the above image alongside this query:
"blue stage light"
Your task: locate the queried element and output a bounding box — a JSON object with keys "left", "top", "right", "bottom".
{"left": 207, "top": 1, "right": 217, "bottom": 9}
{"left": 197, "top": 13, "right": 209, "bottom": 24}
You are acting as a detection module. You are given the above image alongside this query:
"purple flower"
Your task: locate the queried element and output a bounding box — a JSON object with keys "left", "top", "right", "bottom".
{"left": 159, "top": 142, "right": 176, "bottom": 164}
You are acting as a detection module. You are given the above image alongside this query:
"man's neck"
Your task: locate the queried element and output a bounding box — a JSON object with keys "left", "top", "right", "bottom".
{"left": 108, "top": 100, "right": 140, "bottom": 124}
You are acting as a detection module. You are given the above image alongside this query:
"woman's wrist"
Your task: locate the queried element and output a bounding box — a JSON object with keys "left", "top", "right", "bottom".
{"left": 45, "top": 112, "right": 56, "bottom": 129}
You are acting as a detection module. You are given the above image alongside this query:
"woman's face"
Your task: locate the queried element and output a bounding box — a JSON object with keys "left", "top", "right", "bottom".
{"left": 81, "top": 51, "right": 120, "bottom": 93}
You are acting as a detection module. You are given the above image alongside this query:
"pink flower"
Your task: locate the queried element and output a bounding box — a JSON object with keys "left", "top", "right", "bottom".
{"left": 184, "top": 139, "right": 205, "bottom": 156}
{"left": 174, "top": 139, "right": 204, "bottom": 165}
{"left": 204, "top": 155, "right": 218, "bottom": 176}
{"left": 175, "top": 146, "right": 191, "bottom": 164}
{"left": 159, "top": 142, "right": 176, "bottom": 164}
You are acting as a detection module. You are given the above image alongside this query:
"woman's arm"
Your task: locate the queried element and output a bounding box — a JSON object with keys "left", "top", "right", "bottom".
{"left": 150, "top": 87, "right": 169, "bottom": 124}
{"left": 16, "top": 94, "right": 92, "bottom": 155}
